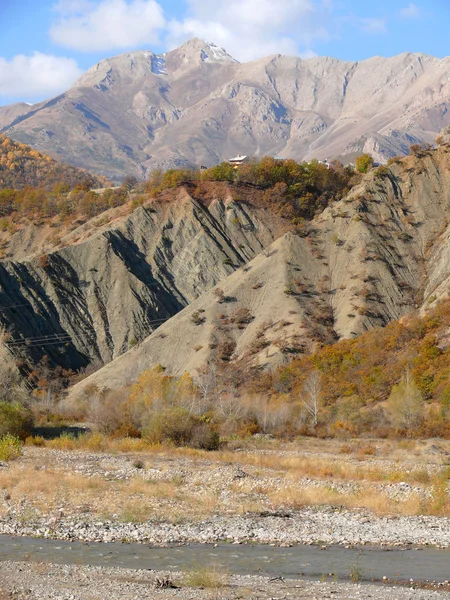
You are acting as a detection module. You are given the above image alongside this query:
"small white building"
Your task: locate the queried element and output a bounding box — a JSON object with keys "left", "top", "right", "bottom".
{"left": 228, "top": 155, "right": 250, "bottom": 168}
{"left": 318, "top": 158, "right": 331, "bottom": 169}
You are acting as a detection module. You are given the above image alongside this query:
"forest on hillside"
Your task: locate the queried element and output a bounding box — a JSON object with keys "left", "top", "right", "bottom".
{"left": 0, "top": 155, "right": 362, "bottom": 242}
{"left": 0, "top": 135, "right": 109, "bottom": 191}
{"left": 146, "top": 157, "right": 361, "bottom": 221}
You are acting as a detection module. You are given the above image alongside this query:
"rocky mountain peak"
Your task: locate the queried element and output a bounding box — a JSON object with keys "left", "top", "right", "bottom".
{"left": 3, "top": 41, "right": 450, "bottom": 180}
{"left": 74, "top": 39, "right": 238, "bottom": 89}
{"left": 164, "top": 38, "right": 238, "bottom": 72}
{"left": 75, "top": 49, "right": 168, "bottom": 89}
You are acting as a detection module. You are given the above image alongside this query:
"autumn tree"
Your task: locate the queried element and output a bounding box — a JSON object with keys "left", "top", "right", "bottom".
{"left": 122, "top": 174, "right": 138, "bottom": 192}
{"left": 355, "top": 153, "right": 374, "bottom": 174}
{"left": 387, "top": 370, "right": 424, "bottom": 431}
{"left": 302, "top": 370, "right": 322, "bottom": 426}
{"left": 0, "top": 342, "right": 33, "bottom": 437}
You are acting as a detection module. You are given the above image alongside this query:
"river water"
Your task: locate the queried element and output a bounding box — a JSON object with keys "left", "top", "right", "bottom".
{"left": 1, "top": 536, "right": 450, "bottom": 583}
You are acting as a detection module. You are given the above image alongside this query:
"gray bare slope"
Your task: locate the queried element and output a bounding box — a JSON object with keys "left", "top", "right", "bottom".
{"left": 0, "top": 188, "right": 285, "bottom": 370}
{"left": 69, "top": 143, "right": 450, "bottom": 397}
{"left": 2, "top": 39, "right": 450, "bottom": 179}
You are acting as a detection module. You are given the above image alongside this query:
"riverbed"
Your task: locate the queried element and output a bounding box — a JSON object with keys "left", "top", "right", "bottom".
{"left": 1, "top": 535, "right": 450, "bottom": 585}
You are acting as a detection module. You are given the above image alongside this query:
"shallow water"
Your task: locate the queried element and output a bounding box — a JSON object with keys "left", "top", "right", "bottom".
{"left": 1, "top": 536, "right": 450, "bottom": 583}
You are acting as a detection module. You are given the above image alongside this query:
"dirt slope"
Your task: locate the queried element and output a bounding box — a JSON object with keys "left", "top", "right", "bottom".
{"left": 68, "top": 144, "right": 450, "bottom": 396}
{"left": 0, "top": 187, "right": 286, "bottom": 369}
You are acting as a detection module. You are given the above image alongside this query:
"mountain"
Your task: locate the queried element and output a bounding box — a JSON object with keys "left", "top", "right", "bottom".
{"left": 63, "top": 140, "right": 450, "bottom": 398}
{"left": 0, "top": 134, "right": 109, "bottom": 190}
{"left": 1, "top": 39, "right": 450, "bottom": 180}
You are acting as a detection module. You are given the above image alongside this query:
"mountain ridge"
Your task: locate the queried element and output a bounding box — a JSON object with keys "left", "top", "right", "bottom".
{"left": 2, "top": 40, "right": 450, "bottom": 180}
{"left": 0, "top": 184, "right": 288, "bottom": 373}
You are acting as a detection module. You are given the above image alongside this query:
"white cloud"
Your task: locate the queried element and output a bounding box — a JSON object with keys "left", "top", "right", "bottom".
{"left": 0, "top": 52, "right": 83, "bottom": 99}
{"left": 400, "top": 3, "right": 420, "bottom": 19}
{"left": 50, "top": 0, "right": 166, "bottom": 52}
{"left": 359, "top": 17, "right": 387, "bottom": 34}
{"left": 167, "top": 0, "right": 330, "bottom": 62}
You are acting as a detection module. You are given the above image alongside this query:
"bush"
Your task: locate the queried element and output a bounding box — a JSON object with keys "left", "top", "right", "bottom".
{"left": 190, "top": 422, "right": 220, "bottom": 450}
{"left": 387, "top": 156, "right": 403, "bottom": 166}
{"left": 217, "top": 338, "right": 236, "bottom": 362}
{"left": 355, "top": 154, "right": 374, "bottom": 174}
{"left": 230, "top": 308, "right": 253, "bottom": 327}
{"left": 88, "top": 389, "right": 137, "bottom": 437}
{"left": 0, "top": 402, "right": 33, "bottom": 439}
{"left": 143, "top": 407, "right": 219, "bottom": 450}
{"left": 183, "top": 567, "right": 227, "bottom": 589}
{"left": 374, "top": 165, "right": 390, "bottom": 179}
{"left": 410, "top": 144, "right": 424, "bottom": 156}
{"left": 38, "top": 254, "right": 50, "bottom": 269}
{"left": 191, "top": 311, "right": 205, "bottom": 325}
{"left": 0, "top": 434, "right": 22, "bottom": 461}
{"left": 25, "top": 435, "right": 46, "bottom": 447}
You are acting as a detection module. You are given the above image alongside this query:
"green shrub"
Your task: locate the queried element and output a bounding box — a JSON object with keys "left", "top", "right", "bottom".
{"left": 374, "top": 165, "right": 390, "bottom": 179}
{"left": 0, "top": 402, "right": 33, "bottom": 439}
{"left": 355, "top": 153, "right": 374, "bottom": 174}
{"left": 0, "top": 434, "right": 22, "bottom": 461}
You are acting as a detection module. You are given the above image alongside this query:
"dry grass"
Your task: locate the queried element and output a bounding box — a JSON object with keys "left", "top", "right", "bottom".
{"left": 25, "top": 433, "right": 445, "bottom": 486}
{"left": 183, "top": 566, "right": 228, "bottom": 589}
{"left": 269, "top": 486, "right": 424, "bottom": 517}
{"left": 28, "top": 432, "right": 199, "bottom": 456}
{"left": 6, "top": 458, "right": 445, "bottom": 520}
{"left": 211, "top": 451, "right": 439, "bottom": 486}
{"left": 14, "top": 436, "right": 450, "bottom": 521}
{"left": 0, "top": 466, "right": 186, "bottom": 521}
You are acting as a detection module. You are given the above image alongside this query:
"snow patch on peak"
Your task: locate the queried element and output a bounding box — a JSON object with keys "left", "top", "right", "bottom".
{"left": 202, "top": 42, "right": 238, "bottom": 64}
{"left": 152, "top": 56, "right": 167, "bottom": 75}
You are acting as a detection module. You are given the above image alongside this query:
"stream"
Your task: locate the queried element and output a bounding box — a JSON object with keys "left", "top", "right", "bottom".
{"left": 1, "top": 536, "right": 450, "bottom": 583}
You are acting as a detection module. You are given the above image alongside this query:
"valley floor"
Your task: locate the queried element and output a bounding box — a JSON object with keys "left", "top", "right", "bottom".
{"left": 1, "top": 438, "right": 450, "bottom": 546}
{"left": 1, "top": 438, "right": 450, "bottom": 597}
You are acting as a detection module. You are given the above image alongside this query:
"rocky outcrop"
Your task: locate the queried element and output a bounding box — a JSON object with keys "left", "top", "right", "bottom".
{"left": 2, "top": 41, "right": 450, "bottom": 179}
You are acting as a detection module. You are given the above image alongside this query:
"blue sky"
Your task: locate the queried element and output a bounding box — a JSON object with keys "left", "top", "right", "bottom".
{"left": 0, "top": 0, "right": 448, "bottom": 106}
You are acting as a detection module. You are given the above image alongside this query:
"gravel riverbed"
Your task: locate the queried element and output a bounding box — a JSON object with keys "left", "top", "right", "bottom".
{"left": 0, "top": 446, "right": 449, "bottom": 548}
{"left": 1, "top": 442, "right": 450, "bottom": 598}
{"left": 1, "top": 561, "right": 450, "bottom": 600}
{"left": 1, "top": 509, "right": 450, "bottom": 548}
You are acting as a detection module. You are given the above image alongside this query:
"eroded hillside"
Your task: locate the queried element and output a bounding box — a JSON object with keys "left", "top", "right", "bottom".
{"left": 69, "top": 144, "right": 450, "bottom": 397}
{"left": 0, "top": 186, "right": 286, "bottom": 371}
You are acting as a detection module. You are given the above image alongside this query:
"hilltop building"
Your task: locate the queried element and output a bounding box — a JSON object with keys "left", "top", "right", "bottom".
{"left": 228, "top": 155, "right": 250, "bottom": 168}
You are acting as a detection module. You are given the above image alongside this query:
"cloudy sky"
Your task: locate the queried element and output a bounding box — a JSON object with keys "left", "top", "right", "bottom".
{"left": 0, "top": 0, "right": 447, "bottom": 105}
